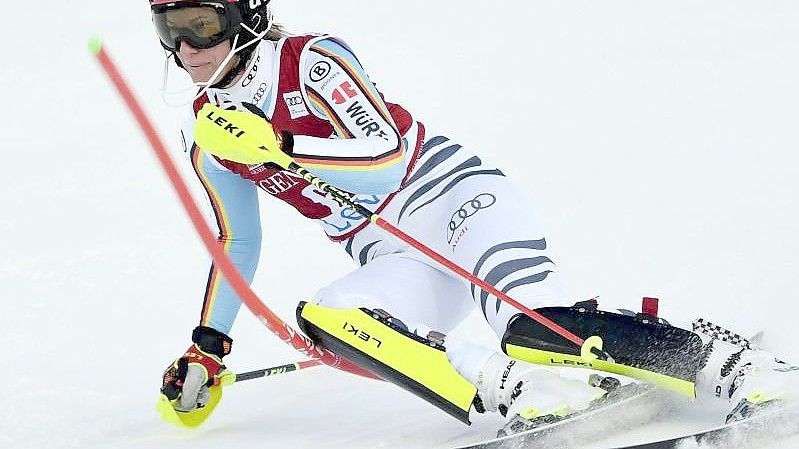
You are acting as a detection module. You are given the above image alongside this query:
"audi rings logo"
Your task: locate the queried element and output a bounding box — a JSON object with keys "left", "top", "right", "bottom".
{"left": 309, "top": 61, "right": 331, "bottom": 82}
{"left": 252, "top": 82, "right": 268, "bottom": 104}
{"left": 447, "top": 193, "right": 496, "bottom": 243}
{"left": 241, "top": 55, "right": 260, "bottom": 87}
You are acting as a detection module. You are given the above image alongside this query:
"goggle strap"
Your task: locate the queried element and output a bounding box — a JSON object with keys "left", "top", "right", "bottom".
{"left": 191, "top": 19, "right": 272, "bottom": 100}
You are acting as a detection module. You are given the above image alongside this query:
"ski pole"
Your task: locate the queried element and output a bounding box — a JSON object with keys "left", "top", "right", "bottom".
{"left": 89, "top": 38, "right": 378, "bottom": 380}
{"left": 231, "top": 359, "right": 322, "bottom": 384}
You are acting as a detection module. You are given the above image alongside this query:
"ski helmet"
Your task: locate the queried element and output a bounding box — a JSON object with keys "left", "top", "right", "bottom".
{"left": 149, "top": 0, "right": 271, "bottom": 84}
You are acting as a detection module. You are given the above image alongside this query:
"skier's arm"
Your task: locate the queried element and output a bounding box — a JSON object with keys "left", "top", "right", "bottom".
{"left": 188, "top": 141, "right": 262, "bottom": 334}
{"left": 296, "top": 37, "right": 407, "bottom": 194}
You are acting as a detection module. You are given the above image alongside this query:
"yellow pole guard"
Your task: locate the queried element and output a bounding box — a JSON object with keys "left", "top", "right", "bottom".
{"left": 218, "top": 370, "right": 237, "bottom": 387}
{"left": 194, "top": 104, "right": 293, "bottom": 169}
{"left": 155, "top": 370, "right": 236, "bottom": 428}
{"left": 155, "top": 383, "right": 224, "bottom": 428}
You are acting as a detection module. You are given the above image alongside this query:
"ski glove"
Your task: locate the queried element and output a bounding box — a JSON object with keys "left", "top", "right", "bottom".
{"left": 161, "top": 326, "right": 233, "bottom": 412}
{"left": 194, "top": 101, "right": 294, "bottom": 167}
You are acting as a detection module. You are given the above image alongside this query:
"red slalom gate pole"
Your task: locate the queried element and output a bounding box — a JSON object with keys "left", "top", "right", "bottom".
{"left": 88, "top": 38, "right": 377, "bottom": 380}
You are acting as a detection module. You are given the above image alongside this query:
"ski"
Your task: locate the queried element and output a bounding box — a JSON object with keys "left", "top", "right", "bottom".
{"left": 609, "top": 400, "right": 799, "bottom": 449}
{"left": 454, "top": 382, "right": 666, "bottom": 449}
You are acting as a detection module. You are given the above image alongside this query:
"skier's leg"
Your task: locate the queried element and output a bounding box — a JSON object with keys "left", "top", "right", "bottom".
{"left": 307, "top": 135, "right": 608, "bottom": 426}
{"left": 373, "top": 132, "right": 798, "bottom": 421}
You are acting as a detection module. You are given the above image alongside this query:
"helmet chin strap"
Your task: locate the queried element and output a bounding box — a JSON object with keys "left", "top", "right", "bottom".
{"left": 160, "top": 11, "right": 274, "bottom": 107}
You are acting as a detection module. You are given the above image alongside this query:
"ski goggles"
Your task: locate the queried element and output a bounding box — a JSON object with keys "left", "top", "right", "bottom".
{"left": 151, "top": 2, "right": 242, "bottom": 51}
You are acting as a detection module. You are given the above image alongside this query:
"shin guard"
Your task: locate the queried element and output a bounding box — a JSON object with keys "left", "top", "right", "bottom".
{"left": 501, "top": 301, "right": 705, "bottom": 397}
{"left": 297, "top": 302, "right": 478, "bottom": 424}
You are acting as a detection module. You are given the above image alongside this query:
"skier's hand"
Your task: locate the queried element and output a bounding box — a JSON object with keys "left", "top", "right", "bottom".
{"left": 194, "top": 102, "right": 294, "bottom": 168}
{"left": 161, "top": 326, "right": 232, "bottom": 412}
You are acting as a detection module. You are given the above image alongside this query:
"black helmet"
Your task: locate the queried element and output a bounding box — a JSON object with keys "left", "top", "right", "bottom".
{"left": 149, "top": 0, "right": 272, "bottom": 85}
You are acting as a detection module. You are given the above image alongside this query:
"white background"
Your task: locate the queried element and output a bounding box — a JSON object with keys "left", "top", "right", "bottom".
{"left": 1, "top": 1, "right": 798, "bottom": 448}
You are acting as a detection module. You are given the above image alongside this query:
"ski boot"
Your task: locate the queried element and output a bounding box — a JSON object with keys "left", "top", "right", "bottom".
{"left": 474, "top": 353, "right": 608, "bottom": 436}
{"left": 692, "top": 319, "right": 799, "bottom": 423}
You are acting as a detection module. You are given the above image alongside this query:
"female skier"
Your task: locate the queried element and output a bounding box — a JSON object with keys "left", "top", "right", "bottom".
{"left": 151, "top": 0, "right": 797, "bottom": 433}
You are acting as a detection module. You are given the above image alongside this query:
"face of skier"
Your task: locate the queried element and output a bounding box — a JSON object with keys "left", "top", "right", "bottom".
{"left": 176, "top": 39, "right": 238, "bottom": 84}
{"left": 151, "top": 3, "right": 240, "bottom": 84}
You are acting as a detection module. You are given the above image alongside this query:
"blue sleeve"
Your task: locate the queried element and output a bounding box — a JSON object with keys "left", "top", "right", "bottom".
{"left": 189, "top": 144, "right": 262, "bottom": 335}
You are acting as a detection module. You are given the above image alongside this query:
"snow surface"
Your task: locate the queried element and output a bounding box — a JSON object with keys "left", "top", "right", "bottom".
{"left": 2, "top": 1, "right": 798, "bottom": 448}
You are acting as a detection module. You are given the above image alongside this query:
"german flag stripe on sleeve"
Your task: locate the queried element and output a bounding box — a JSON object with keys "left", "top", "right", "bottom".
{"left": 190, "top": 145, "right": 233, "bottom": 326}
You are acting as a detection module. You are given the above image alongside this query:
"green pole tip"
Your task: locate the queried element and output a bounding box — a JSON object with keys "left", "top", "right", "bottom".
{"left": 88, "top": 36, "right": 104, "bottom": 55}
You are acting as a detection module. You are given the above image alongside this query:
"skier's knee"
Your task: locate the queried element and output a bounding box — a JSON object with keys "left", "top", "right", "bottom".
{"left": 499, "top": 299, "right": 705, "bottom": 397}
{"left": 296, "top": 302, "right": 479, "bottom": 424}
